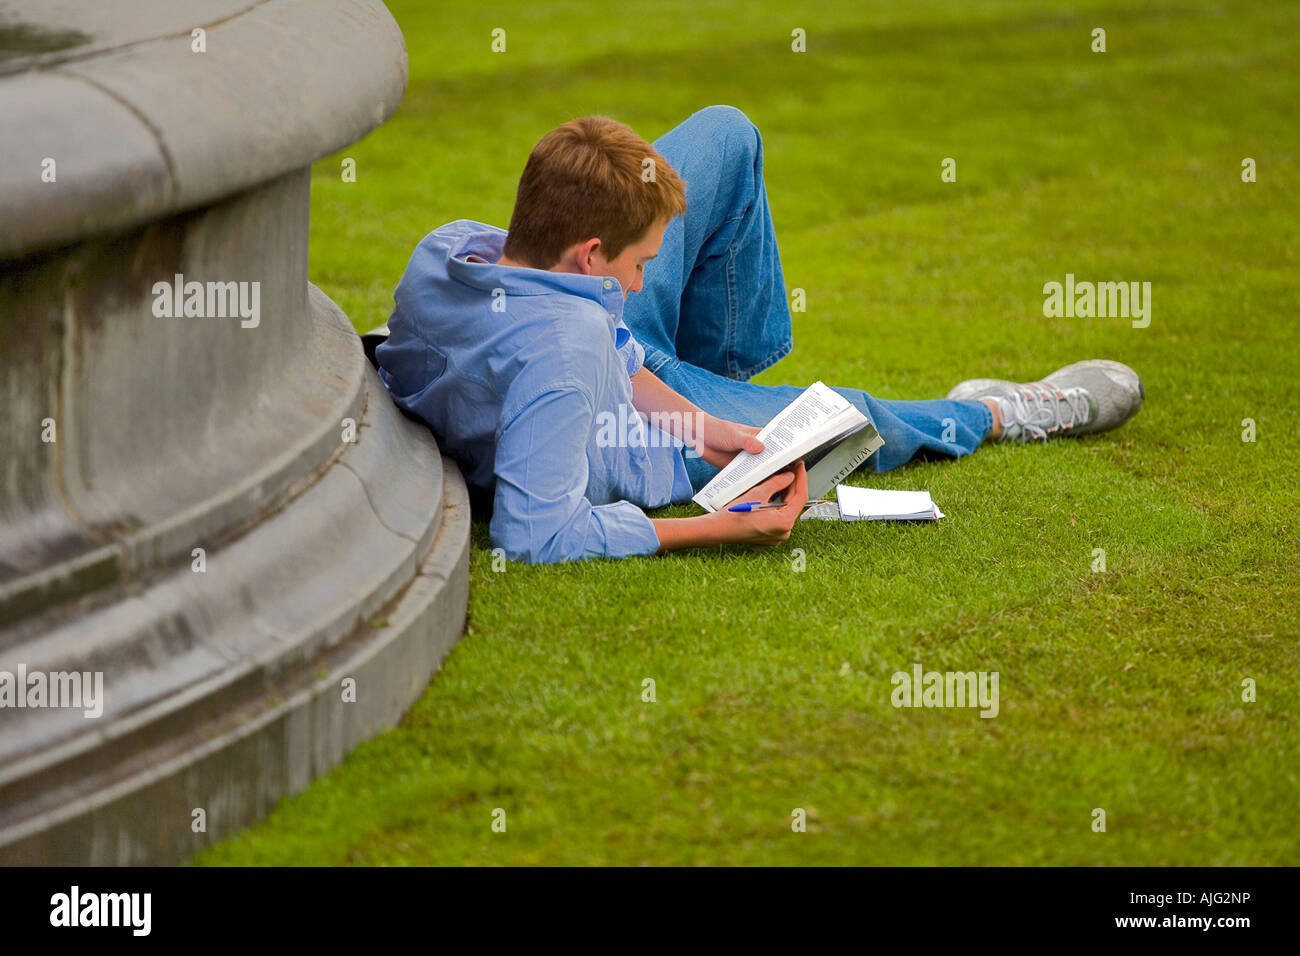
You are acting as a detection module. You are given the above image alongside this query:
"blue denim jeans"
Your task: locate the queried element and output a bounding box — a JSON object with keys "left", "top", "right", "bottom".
{"left": 621, "top": 105, "right": 994, "bottom": 491}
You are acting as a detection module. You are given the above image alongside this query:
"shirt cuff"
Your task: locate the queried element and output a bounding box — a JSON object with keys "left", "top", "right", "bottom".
{"left": 591, "top": 500, "right": 660, "bottom": 558}
{"left": 621, "top": 333, "right": 646, "bottom": 377}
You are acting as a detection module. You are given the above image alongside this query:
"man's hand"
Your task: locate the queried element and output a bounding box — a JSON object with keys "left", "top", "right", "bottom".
{"left": 650, "top": 460, "right": 808, "bottom": 553}
{"left": 713, "top": 460, "right": 808, "bottom": 545}
{"left": 694, "top": 413, "right": 764, "bottom": 469}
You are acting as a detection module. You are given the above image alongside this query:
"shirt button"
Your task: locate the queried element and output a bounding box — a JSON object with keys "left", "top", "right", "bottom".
{"left": 603, "top": 279, "right": 613, "bottom": 290}
{"left": 609, "top": 313, "right": 617, "bottom": 320}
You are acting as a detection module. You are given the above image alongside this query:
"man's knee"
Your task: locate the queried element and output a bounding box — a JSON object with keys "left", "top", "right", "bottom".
{"left": 689, "top": 104, "right": 761, "bottom": 159}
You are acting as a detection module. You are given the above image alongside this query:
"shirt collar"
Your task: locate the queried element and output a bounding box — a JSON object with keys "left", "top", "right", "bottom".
{"left": 442, "top": 222, "right": 629, "bottom": 337}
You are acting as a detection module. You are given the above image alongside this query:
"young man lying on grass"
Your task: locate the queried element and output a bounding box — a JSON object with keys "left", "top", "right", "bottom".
{"left": 377, "top": 105, "right": 1145, "bottom": 564}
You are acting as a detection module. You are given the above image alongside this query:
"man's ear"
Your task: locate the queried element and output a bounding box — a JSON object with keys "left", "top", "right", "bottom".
{"left": 578, "top": 236, "right": 603, "bottom": 274}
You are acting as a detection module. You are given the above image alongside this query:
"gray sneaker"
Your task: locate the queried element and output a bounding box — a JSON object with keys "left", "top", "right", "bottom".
{"left": 946, "top": 359, "right": 1144, "bottom": 441}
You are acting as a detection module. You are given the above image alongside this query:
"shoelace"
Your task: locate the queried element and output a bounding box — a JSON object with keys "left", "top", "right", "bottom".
{"left": 998, "top": 383, "right": 1092, "bottom": 441}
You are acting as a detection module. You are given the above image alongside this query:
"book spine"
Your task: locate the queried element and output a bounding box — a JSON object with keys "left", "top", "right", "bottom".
{"left": 806, "top": 429, "right": 884, "bottom": 501}
{"left": 826, "top": 445, "right": 876, "bottom": 489}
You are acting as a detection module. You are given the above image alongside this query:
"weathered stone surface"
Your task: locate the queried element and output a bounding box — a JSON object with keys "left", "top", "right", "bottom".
{"left": 0, "top": 0, "right": 468, "bottom": 864}
{"left": 0, "top": 0, "right": 407, "bottom": 258}
{"left": 0, "top": 166, "right": 369, "bottom": 624}
{"left": 0, "top": 435, "right": 470, "bottom": 865}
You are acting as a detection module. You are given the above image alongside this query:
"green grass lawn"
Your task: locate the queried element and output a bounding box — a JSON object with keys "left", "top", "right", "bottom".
{"left": 196, "top": 0, "right": 1299, "bottom": 865}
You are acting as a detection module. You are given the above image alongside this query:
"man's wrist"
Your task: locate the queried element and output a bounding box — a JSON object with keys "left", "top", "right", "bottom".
{"left": 651, "top": 511, "right": 728, "bottom": 554}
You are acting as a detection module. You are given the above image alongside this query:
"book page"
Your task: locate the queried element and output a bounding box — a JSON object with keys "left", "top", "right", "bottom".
{"left": 836, "top": 486, "right": 943, "bottom": 521}
{"left": 692, "top": 382, "right": 864, "bottom": 511}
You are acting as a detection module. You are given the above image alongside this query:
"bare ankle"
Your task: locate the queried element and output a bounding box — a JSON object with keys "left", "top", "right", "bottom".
{"left": 981, "top": 397, "right": 1003, "bottom": 441}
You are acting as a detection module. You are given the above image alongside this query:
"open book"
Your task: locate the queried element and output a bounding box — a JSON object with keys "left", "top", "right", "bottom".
{"left": 692, "top": 382, "right": 884, "bottom": 512}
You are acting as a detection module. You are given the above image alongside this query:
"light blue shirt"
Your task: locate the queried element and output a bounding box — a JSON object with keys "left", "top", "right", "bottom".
{"left": 377, "top": 220, "right": 695, "bottom": 564}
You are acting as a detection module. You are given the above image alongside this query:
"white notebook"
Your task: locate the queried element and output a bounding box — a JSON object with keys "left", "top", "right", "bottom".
{"left": 833, "top": 485, "right": 944, "bottom": 521}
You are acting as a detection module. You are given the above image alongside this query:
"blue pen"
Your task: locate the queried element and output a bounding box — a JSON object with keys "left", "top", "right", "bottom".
{"left": 727, "top": 501, "right": 786, "bottom": 512}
